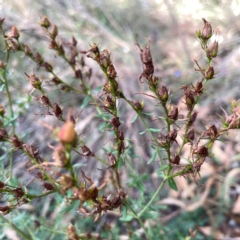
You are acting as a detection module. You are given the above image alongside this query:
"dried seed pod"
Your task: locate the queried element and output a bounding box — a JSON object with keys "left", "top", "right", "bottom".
{"left": 39, "top": 16, "right": 51, "bottom": 29}
{"left": 194, "top": 79, "right": 204, "bottom": 95}
{"left": 50, "top": 24, "right": 58, "bottom": 39}
{"left": 39, "top": 95, "right": 51, "bottom": 106}
{"left": 53, "top": 103, "right": 63, "bottom": 118}
{"left": 0, "top": 128, "right": 8, "bottom": 140}
{"left": 168, "top": 129, "right": 178, "bottom": 142}
{"left": 81, "top": 145, "right": 93, "bottom": 156}
{"left": 158, "top": 85, "right": 168, "bottom": 102}
{"left": 25, "top": 72, "right": 42, "bottom": 90}
{"left": 43, "top": 182, "right": 54, "bottom": 191}
{"left": 58, "top": 121, "right": 77, "bottom": 146}
{"left": 184, "top": 90, "right": 195, "bottom": 110}
{"left": 107, "top": 64, "right": 117, "bottom": 78}
{"left": 168, "top": 106, "right": 178, "bottom": 122}
{"left": 201, "top": 18, "right": 212, "bottom": 40}
{"left": 43, "top": 62, "right": 53, "bottom": 72}
{"left": 84, "top": 43, "right": 100, "bottom": 62}
{"left": 196, "top": 146, "right": 209, "bottom": 157}
{"left": 10, "top": 26, "right": 20, "bottom": 39}
{"left": 75, "top": 69, "right": 82, "bottom": 79}
{"left": 67, "top": 224, "right": 79, "bottom": 240}
{"left": 107, "top": 153, "right": 117, "bottom": 168}
{"left": 110, "top": 116, "right": 121, "bottom": 129}
{"left": 11, "top": 135, "right": 23, "bottom": 149}
{"left": 24, "top": 44, "right": 32, "bottom": 56}
{"left": 205, "top": 66, "right": 214, "bottom": 80}
{"left": 13, "top": 188, "right": 24, "bottom": 198}
{"left": 187, "top": 126, "right": 195, "bottom": 141}
{"left": 189, "top": 111, "right": 198, "bottom": 125}
{"left": 171, "top": 154, "right": 180, "bottom": 165}
{"left": 206, "top": 41, "right": 218, "bottom": 59}
{"left": 52, "top": 144, "right": 68, "bottom": 166}
{"left": 58, "top": 174, "right": 74, "bottom": 191}
{"left": 34, "top": 51, "right": 44, "bottom": 65}
{"left": 99, "top": 49, "right": 111, "bottom": 68}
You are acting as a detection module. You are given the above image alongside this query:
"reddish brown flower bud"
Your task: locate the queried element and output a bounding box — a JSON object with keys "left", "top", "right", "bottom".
{"left": 23, "top": 44, "right": 32, "bottom": 56}
{"left": 25, "top": 72, "right": 42, "bottom": 90}
{"left": 0, "top": 206, "right": 11, "bottom": 215}
{"left": 81, "top": 145, "right": 94, "bottom": 156}
{"left": 205, "top": 66, "right": 214, "bottom": 80}
{"left": 196, "top": 146, "right": 208, "bottom": 157}
{"left": 184, "top": 91, "right": 195, "bottom": 109}
{"left": 108, "top": 153, "right": 117, "bottom": 168}
{"left": 171, "top": 154, "right": 180, "bottom": 165}
{"left": 10, "top": 26, "right": 20, "bottom": 39}
{"left": 206, "top": 125, "right": 218, "bottom": 139}
{"left": 110, "top": 116, "right": 121, "bottom": 129}
{"left": 0, "top": 181, "right": 5, "bottom": 188}
{"left": 75, "top": 69, "right": 82, "bottom": 79}
{"left": 187, "top": 126, "right": 195, "bottom": 141}
{"left": 34, "top": 51, "right": 44, "bottom": 65}
{"left": 168, "top": 106, "right": 178, "bottom": 122}
{"left": 201, "top": 18, "right": 212, "bottom": 40}
{"left": 0, "top": 104, "right": 5, "bottom": 117}
{"left": 206, "top": 41, "right": 218, "bottom": 59}
{"left": 43, "top": 182, "right": 54, "bottom": 191}
{"left": 11, "top": 135, "right": 23, "bottom": 149}
{"left": 189, "top": 111, "right": 197, "bottom": 125}
{"left": 158, "top": 85, "right": 168, "bottom": 102}
{"left": 53, "top": 103, "right": 63, "bottom": 118}
{"left": 50, "top": 24, "right": 58, "bottom": 39}
{"left": 58, "top": 121, "right": 77, "bottom": 146}
{"left": 132, "top": 101, "right": 144, "bottom": 112}
{"left": 43, "top": 62, "right": 53, "bottom": 72}
{"left": 58, "top": 174, "right": 74, "bottom": 191}
{"left": 194, "top": 79, "right": 204, "bottom": 95}
{"left": 39, "top": 16, "right": 51, "bottom": 29}
{"left": 0, "top": 128, "right": 8, "bottom": 140}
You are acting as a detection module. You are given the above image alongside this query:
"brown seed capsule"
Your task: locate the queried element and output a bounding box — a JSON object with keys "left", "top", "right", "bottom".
{"left": 158, "top": 85, "right": 168, "bottom": 102}
{"left": 52, "top": 144, "right": 68, "bottom": 166}
{"left": 58, "top": 174, "right": 74, "bottom": 191}
{"left": 53, "top": 103, "right": 63, "bottom": 118}
{"left": 110, "top": 116, "right": 121, "bottom": 129}
{"left": 81, "top": 145, "right": 93, "bottom": 156}
{"left": 206, "top": 41, "right": 218, "bottom": 59}
{"left": 171, "top": 154, "right": 180, "bottom": 165}
{"left": 197, "top": 146, "right": 208, "bottom": 157}
{"left": 99, "top": 49, "right": 111, "bottom": 68}
{"left": 58, "top": 121, "right": 77, "bottom": 146}
{"left": 25, "top": 72, "right": 42, "bottom": 90}
{"left": 187, "top": 126, "right": 195, "bottom": 141}
{"left": 205, "top": 66, "right": 214, "bottom": 80}
{"left": 189, "top": 111, "right": 198, "bottom": 125}
{"left": 168, "top": 106, "right": 178, "bottom": 122}
{"left": 108, "top": 153, "right": 117, "bottom": 168}
{"left": 201, "top": 18, "right": 212, "bottom": 40}
{"left": 24, "top": 44, "right": 32, "bottom": 56}
{"left": 67, "top": 224, "right": 79, "bottom": 240}
{"left": 10, "top": 26, "right": 20, "bottom": 39}
{"left": 206, "top": 125, "right": 218, "bottom": 139}
{"left": 85, "top": 43, "right": 100, "bottom": 62}
{"left": 11, "top": 135, "right": 23, "bottom": 149}
{"left": 34, "top": 51, "right": 44, "bottom": 65}
{"left": 184, "top": 90, "right": 195, "bottom": 109}
{"left": 43, "top": 182, "right": 54, "bottom": 191}
{"left": 75, "top": 69, "right": 82, "bottom": 79}
{"left": 50, "top": 24, "right": 58, "bottom": 39}
{"left": 39, "top": 16, "right": 51, "bottom": 29}
{"left": 0, "top": 128, "right": 8, "bottom": 140}
{"left": 107, "top": 64, "right": 117, "bottom": 78}
{"left": 43, "top": 62, "right": 53, "bottom": 72}
{"left": 13, "top": 188, "right": 24, "bottom": 198}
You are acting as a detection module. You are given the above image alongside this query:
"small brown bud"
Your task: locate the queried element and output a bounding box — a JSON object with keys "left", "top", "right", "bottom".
{"left": 105, "top": 95, "right": 114, "bottom": 109}
{"left": 39, "top": 16, "right": 51, "bottom": 29}
{"left": 158, "top": 85, "right": 168, "bottom": 102}
{"left": 108, "top": 153, "right": 117, "bottom": 168}
{"left": 132, "top": 101, "right": 144, "bottom": 112}
{"left": 168, "top": 106, "right": 178, "bottom": 122}
{"left": 58, "top": 44, "right": 65, "bottom": 55}
{"left": 85, "top": 43, "right": 100, "bottom": 62}
{"left": 43, "top": 62, "right": 53, "bottom": 72}
{"left": 196, "top": 146, "right": 208, "bottom": 157}
{"left": 206, "top": 41, "right": 218, "bottom": 59}
{"left": 205, "top": 66, "right": 214, "bottom": 80}
{"left": 10, "top": 26, "right": 20, "bottom": 39}
{"left": 0, "top": 181, "right": 5, "bottom": 188}
{"left": 187, "top": 126, "right": 195, "bottom": 141}
{"left": 81, "top": 145, "right": 93, "bottom": 156}
{"left": 184, "top": 90, "right": 195, "bottom": 109}
{"left": 0, "top": 206, "right": 11, "bottom": 215}
{"left": 71, "top": 36, "right": 77, "bottom": 46}
{"left": 110, "top": 116, "right": 121, "bottom": 129}
{"left": 0, "top": 104, "right": 5, "bottom": 117}
{"left": 99, "top": 49, "right": 111, "bottom": 68}
{"left": 39, "top": 95, "right": 51, "bottom": 106}
{"left": 50, "top": 24, "right": 58, "bottom": 39}
{"left": 43, "top": 182, "right": 54, "bottom": 191}
{"left": 206, "top": 125, "right": 218, "bottom": 139}
{"left": 75, "top": 69, "right": 82, "bottom": 79}
{"left": 25, "top": 72, "right": 42, "bottom": 90}
{"left": 78, "top": 185, "right": 98, "bottom": 202}
{"left": 107, "top": 64, "right": 117, "bottom": 78}
{"left": 171, "top": 154, "right": 180, "bottom": 165}
{"left": 168, "top": 128, "right": 178, "bottom": 142}
{"left": 194, "top": 79, "right": 204, "bottom": 95}
{"left": 0, "top": 128, "right": 8, "bottom": 140}
{"left": 53, "top": 103, "right": 63, "bottom": 118}
{"left": 49, "top": 39, "right": 58, "bottom": 50}
{"left": 34, "top": 51, "right": 44, "bottom": 65}
{"left": 156, "top": 133, "right": 168, "bottom": 148}
{"left": 11, "top": 135, "right": 23, "bottom": 149}
{"left": 58, "top": 174, "right": 74, "bottom": 191}
{"left": 201, "top": 18, "right": 212, "bottom": 40}
{"left": 7, "top": 39, "right": 19, "bottom": 51}
{"left": 13, "top": 188, "right": 24, "bottom": 198}
{"left": 189, "top": 111, "right": 197, "bottom": 125}
{"left": 58, "top": 121, "right": 77, "bottom": 146}
{"left": 24, "top": 44, "right": 32, "bottom": 56}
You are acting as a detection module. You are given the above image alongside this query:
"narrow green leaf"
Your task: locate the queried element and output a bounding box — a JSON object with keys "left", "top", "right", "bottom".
{"left": 120, "top": 215, "right": 133, "bottom": 222}
{"left": 142, "top": 112, "right": 154, "bottom": 116}
{"left": 122, "top": 205, "right": 127, "bottom": 218}
{"left": 130, "top": 114, "right": 138, "bottom": 123}
{"left": 147, "top": 150, "right": 157, "bottom": 164}
{"left": 81, "top": 96, "right": 90, "bottom": 108}
{"left": 159, "top": 164, "right": 168, "bottom": 171}
{"left": 149, "top": 128, "right": 161, "bottom": 133}
{"left": 168, "top": 178, "right": 178, "bottom": 191}
{"left": 139, "top": 129, "right": 147, "bottom": 135}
